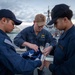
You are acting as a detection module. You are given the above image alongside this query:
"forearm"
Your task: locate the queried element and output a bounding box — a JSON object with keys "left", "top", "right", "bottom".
{"left": 22, "top": 42, "right": 38, "bottom": 51}
{"left": 22, "top": 42, "right": 32, "bottom": 48}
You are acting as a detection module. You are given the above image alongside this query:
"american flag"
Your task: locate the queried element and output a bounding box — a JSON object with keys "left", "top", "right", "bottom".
{"left": 22, "top": 49, "right": 42, "bottom": 60}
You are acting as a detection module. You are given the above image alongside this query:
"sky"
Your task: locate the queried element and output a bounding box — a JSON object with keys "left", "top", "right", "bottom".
{"left": 0, "top": 0, "right": 75, "bottom": 22}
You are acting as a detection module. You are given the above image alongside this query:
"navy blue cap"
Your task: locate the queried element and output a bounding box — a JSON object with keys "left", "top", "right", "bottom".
{"left": 48, "top": 4, "right": 69, "bottom": 25}
{"left": 0, "top": 9, "right": 22, "bottom": 25}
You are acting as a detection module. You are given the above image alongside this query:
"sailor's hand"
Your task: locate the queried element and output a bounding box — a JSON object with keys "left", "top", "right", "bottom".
{"left": 43, "top": 46, "right": 53, "bottom": 56}
{"left": 44, "top": 60, "right": 50, "bottom": 68}
{"left": 22, "top": 42, "right": 38, "bottom": 52}
{"left": 39, "top": 61, "right": 44, "bottom": 70}
{"left": 37, "top": 54, "right": 46, "bottom": 70}
{"left": 29, "top": 44, "right": 38, "bottom": 52}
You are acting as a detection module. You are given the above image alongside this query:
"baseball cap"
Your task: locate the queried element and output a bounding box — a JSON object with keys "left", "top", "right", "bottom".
{"left": 48, "top": 4, "right": 69, "bottom": 25}
{"left": 0, "top": 9, "right": 22, "bottom": 25}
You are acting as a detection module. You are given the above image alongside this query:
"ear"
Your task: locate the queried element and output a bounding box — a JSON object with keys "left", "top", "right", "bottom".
{"left": 33, "top": 20, "right": 35, "bottom": 23}
{"left": 34, "top": 21, "right": 36, "bottom": 26}
{"left": 64, "top": 17, "right": 68, "bottom": 21}
{"left": 1, "top": 17, "right": 7, "bottom": 23}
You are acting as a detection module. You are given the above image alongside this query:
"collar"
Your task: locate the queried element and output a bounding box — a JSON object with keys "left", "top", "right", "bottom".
{"left": 0, "top": 29, "right": 7, "bottom": 35}
{"left": 31, "top": 25, "right": 35, "bottom": 33}
{"left": 0, "top": 29, "right": 12, "bottom": 41}
{"left": 60, "top": 25, "right": 74, "bottom": 39}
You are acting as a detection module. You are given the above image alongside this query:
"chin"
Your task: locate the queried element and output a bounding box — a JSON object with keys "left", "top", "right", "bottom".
{"left": 38, "top": 30, "right": 41, "bottom": 32}
{"left": 37, "top": 31, "right": 41, "bottom": 32}
{"left": 6, "top": 31, "right": 12, "bottom": 33}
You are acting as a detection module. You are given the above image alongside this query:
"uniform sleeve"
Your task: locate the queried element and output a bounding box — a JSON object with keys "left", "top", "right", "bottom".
{"left": 49, "top": 55, "right": 75, "bottom": 75}
{"left": 0, "top": 38, "right": 41, "bottom": 74}
{"left": 49, "top": 37, "right": 75, "bottom": 75}
{"left": 14, "top": 29, "right": 27, "bottom": 48}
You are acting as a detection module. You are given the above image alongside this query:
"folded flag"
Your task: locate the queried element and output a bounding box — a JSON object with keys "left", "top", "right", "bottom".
{"left": 22, "top": 49, "right": 42, "bottom": 60}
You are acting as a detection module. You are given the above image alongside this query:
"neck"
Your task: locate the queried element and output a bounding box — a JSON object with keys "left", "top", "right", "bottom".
{"left": 34, "top": 26, "right": 38, "bottom": 35}
{"left": 64, "top": 21, "right": 73, "bottom": 32}
{"left": 0, "top": 24, "right": 5, "bottom": 32}
{"left": 34, "top": 30, "right": 39, "bottom": 35}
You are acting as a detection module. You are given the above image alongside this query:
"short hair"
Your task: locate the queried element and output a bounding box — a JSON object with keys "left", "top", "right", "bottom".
{"left": 34, "top": 14, "right": 46, "bottom": 22}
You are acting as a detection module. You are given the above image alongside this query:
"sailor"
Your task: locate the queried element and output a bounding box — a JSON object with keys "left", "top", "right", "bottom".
{"left": 0, "top": 9, "right": 42, "bottom": 75}
{"left": 44, "top": 4, "right": 75, "bottom": 75}
{"left": 14, "top": 14, "right": 57, "bottom": 75}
